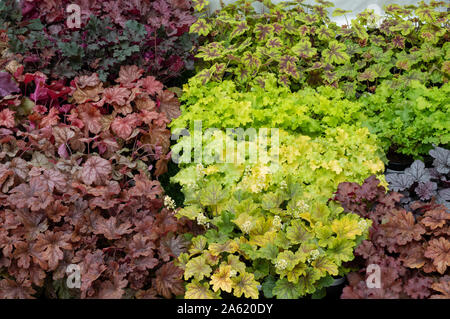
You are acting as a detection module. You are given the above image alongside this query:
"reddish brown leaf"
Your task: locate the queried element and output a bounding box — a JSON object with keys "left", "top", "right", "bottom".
{"left": 424, "top": 237, "right": 450, "bottom": 274}
{"left": 153, "top": 262, "right": 184, "bottom": 298}
{"left": 158, "top": 90, "right": 181, "bottom": 121}
{"left": 0, "top": 278, "right": 35, "bottom": 299}
{"left": 93, "top": 216, "right": 133, "bottom": 240}
{"left": 81, "top": 156, "right": 112, "bottom": 186}
{"left": 35, "top": 231, "right": 72, "bottom": 270}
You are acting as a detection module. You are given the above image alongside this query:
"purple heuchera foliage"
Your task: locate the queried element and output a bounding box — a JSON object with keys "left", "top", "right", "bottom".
{"left": 0, "top": 72, "right": 20, "bottom": 97}
{"left": 385, "top": 146, "right": 450, "bottom": 209}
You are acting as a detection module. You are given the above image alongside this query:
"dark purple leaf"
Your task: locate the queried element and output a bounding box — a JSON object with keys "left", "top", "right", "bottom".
{"left": 0, "top": 72, "right": 20, "bottom": 97}
{"left": 414, "top": 182, "right": 437, "bottom": 201}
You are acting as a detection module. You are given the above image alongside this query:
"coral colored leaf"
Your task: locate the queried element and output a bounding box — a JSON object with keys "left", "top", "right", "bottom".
{"left": 35, "top": 231, "right": 72, "bottom": 270}
{"left": 102, "top": 87, "right": 129, "bottom": 106}
{"left": 382, "top": 210, "right": 426, "bottom": 246}
{"left": 0, "top": 108, "right": 15, "bottom": 128}
{"left": 0, "top": 279, "right": 35, "bottom": 299}
{"left": 116, "top": 65, "right": 144, "bottom": 87}
{"left": 141, "top": 76, "right": 164, "bottom": 96}
{"left": 76, "top": 73, "right": 100, "bottom": 89}
{"left": 97, "top": 275, "right": 128, "bottom": 299}
{"left": 74, "top": 103, "right": 102, "bottom": 134}
{"left": 72, "top": 83, "right": 103, "bottom": 104}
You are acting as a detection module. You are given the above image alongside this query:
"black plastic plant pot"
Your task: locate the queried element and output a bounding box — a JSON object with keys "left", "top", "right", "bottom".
{"left": 386, "top": 148, "right": 414, "bottom": 171}
{"left": 324, "top": 277, "right": 347, "bottom": 300}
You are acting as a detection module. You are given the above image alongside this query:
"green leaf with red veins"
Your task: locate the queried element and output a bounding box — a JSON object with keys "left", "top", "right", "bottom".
{"left": 390, "top": 20, "right": 414, "bottom": 36}
{"left": 322, "top": 41, "right": 349, "bottom": 65}
{"left": 357, "top": 69, "right": 377, "bottom": 82}
{"left": 266, "top": 37, "right": 283, "bottom": 49}
{"left": 254, "top": 24, "right": 273, "bottom": 42}
{"left": 190, "top": 18, "right": 211, "bottom": 36}
{"left": 271, "top": 23, "right": 284, "bottom": 35}
{"left": 230, "top": 21, "right": 249, "bottom": 39}
{"left": 242, "top": 52, "right": 261, "bottom": 71}
{"left": 316, "top": 25, "right": 335, "bottom": 41}
{"left": 351, "top": 21, "right": 368, "bottom": 40}
{"left": 196, "top": 45, "right": 223, "bottom": 61}
{"left": 279, "top": 55, "right": 299, "bottom": 73}
{"left": 292, "top": 40, "right": 317, "bottom": 59}
{"left": 302, "top": 14, "right": 319, "bottom": 25}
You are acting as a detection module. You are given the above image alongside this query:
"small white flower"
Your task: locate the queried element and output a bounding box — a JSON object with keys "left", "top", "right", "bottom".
{"left": 307, "top": 249, "right": 320, "bottom": 263}
{"left": 272, "top": 215, "right": 282, "bottom": 229}
{"left": 164, "top": 195, "right": 176, "bottom": 210}
{"left": 357, "top": 219, "right": 369, "bottom": 231}
{"left": 275, "top": 259, "right": 288, "bottom": 270}
{"left": 241, "top": 220, "right": 253, "bottom": 233}
{"left": 296, "top": 200, "right": 309, "bottom": 212}
{"left": 196, "top": 213, "right": 208, "bottom": 226}
{"left": 280, "top": 181, "right": 287, "bottom": 190}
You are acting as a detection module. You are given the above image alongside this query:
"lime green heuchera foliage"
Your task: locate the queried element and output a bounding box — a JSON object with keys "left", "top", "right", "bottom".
{"left": 170, "top": 75, "right": 386, "bottom": 298}
{"left": 171, "top": 74, "right": 365, "bottom": 137}
{"left": 171, "top": 129, "right": 382, "bottom": 299}
{"left": 190, "top": 0, "right": 449, "bottom": 96}
{"left": 361, "top": 80, "right": 450, "bottom": 157}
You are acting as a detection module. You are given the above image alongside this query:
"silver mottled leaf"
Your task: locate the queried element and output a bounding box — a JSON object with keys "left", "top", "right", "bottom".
{"left": 404, "top": 160, "right": 430, "bottom": 183}
{"left": 386, "top": 173, "right": 415, "bottom": 191}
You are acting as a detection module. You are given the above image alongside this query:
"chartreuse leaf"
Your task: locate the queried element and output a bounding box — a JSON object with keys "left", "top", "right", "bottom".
{"left": 286, "top": 220, "right": 314, "bottom": 244}
{"left": 189, "top": 236, "right": 208, "bottom": 255}
{"left": 210, "top": 265, "right": 234, "bottom": 292}
{"left": 273, "top": 278, "right": 301, "bottom": 299}
{"left": 311, "top": 255, "right": 339, "bottom": 277}
{"left": 297, "top": 268, "right": 322, "bottom": 296}
{"left": 208, "top": 240, "right": 239, "bottom": 256}
{"left": 185, "top": 280, "right": 220, "bottom": 299}
{"left": 232, "top": 272, "right": 260, "bottom": 299}
{"left": 327, "top": 238, "right": 356, "bottom": 264}
{"left": 223, "top": 254, "right": 247, "bottom": 274}
{"left": 184, "top": 255, "right": 213, "bottom": 281}
{"left": 331, "top": 214, "right": 364, "bottom": 240}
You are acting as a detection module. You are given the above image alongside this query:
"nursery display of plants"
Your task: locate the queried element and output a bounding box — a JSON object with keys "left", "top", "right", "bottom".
{"left": 0, "top": 0, "right": 448, "bottom": 300}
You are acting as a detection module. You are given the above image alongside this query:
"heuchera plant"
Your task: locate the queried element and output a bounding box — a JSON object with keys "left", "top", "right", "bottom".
{"left": 169, "top": 71, "right": 386, "bottom": 298}
{"left": 1, "top": 0, "right": 196, "bottom": 82}
{"left": 360, "top": 81, "right": 449, "bottom": 157}
{"left": 190, "top": 0, "right": 449, "bottom": 96}
{"left": 171, "top": 129, "right": 378, "bottom": 299}
{"left": 171, "top": 74, "right": 365, "bottom": 137}
{"left": 385, "top": 145, "right": 450, "bottom": 209}
{"left": 0, "top": 54, "right": 195, "bottom": 298}
{"left": 334, "top": 176, "right": 449, "bottom": 299}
